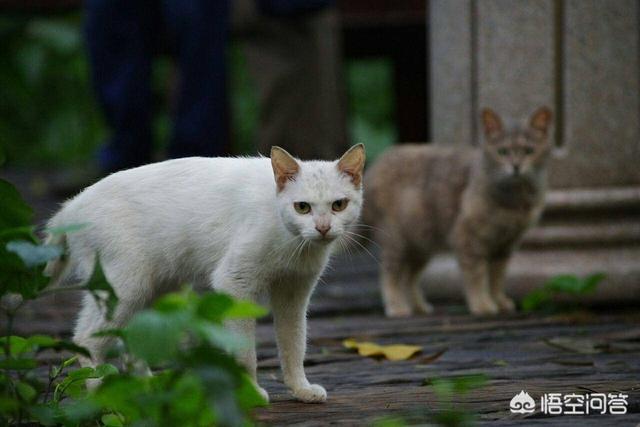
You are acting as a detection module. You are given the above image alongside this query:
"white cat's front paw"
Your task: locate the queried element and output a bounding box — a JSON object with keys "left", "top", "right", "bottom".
{"left": 292, "top": 383, "right": 327, "bottom": 403}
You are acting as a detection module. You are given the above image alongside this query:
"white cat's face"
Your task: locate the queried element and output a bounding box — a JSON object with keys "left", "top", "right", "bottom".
{"left": 271, "top": 145, "right": 365, "bottom": 244}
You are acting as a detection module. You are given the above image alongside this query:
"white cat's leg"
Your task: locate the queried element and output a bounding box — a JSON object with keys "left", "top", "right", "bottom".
{"left": 211, "top": 267, "right": 268, "bottom": 402}
{"left": 457, "top": 255, "right": 499, "bottom": 315}
{"left": 271, "top": 278, "right": 326, "bottom": 403}
{"left": 489, "top": 257, "right": 516, "bottom": 312}
{"left": 73, "top": 262, "right": 154, "bottom": 388}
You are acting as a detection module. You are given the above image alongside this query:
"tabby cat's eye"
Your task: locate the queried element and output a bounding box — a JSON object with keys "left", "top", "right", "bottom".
{"left": 294, "top": 202, "right": 311, "bottom": 214}
{"left": 332, "top": 198, "right": 349, "bottom": 212}
{"left": 497, "top": 147, "right": 509, "bottom": 156}
{"left": 524, "top": 146, "right": 534, "bottom": 155}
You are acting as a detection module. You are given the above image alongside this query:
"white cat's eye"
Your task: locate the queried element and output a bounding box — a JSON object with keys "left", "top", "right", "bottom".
{"left": 332, "top": 198, "right": 349, "bottom": 212}
{"left": 497, "top": 148, "right": 509, "bottom": 156}
{"left": 294, "top": 201, "right": 311, "bottom": 214}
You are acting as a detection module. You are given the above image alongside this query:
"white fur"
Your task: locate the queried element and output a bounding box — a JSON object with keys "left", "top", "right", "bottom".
{"left": 45, "top": 154, "right": 363, "bottom": 403}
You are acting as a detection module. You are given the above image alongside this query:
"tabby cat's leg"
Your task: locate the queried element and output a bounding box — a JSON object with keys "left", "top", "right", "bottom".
{"left": 380, "top": 252, "right": 413, "bottom": 318}
{"left": 488, "top": 256, "right": 516, "bottom": 312}
{"left": 407, "top": 259, "right": 433, "bottom": 315}
{"left": 456, "top": 253, "right": 499, "bottom": 315}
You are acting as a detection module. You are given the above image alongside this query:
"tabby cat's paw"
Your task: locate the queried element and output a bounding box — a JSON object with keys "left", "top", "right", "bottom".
{"left": 413, "top": 299, "right": 435, "bottom": 315}
{"left": 495, "top": 294, "right": 516, "bottom": 313}
{"left": 468, "top": 298, "right": 499, "bottom": 316}
{"left": 385, "top": 304, "right": 413, "bottom": 318}
{"left": 292, "top": 384, "right": 327, "bottom": 403}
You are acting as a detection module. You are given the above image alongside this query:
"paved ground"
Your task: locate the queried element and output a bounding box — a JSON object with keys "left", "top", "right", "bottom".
{"left": 4, "top": 169, "right": 640, "bottom": 426}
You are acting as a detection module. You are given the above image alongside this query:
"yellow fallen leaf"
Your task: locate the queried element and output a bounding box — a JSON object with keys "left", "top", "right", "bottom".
{"left": 342, "top": 339, "right": 422, "bottom": 361}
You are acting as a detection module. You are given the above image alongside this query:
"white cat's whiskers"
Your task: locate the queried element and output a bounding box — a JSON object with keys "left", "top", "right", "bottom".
{"left": 284, "top": 238, "right": 306, "bottom": 270}
{"left": 344, "top": 229, "right": 380, "bottom": 249}
{"left": 341, "top": 233, "right": 379, "bottom": 263}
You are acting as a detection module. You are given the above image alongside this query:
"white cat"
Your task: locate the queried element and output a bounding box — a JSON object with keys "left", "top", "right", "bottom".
{"left": 44, "top": 144, "right": 366, "bottom": 403}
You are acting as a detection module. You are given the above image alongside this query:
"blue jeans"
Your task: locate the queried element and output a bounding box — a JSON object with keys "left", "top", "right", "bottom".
{"left": 85, "top": 0, "right": 230, "bottom": 172}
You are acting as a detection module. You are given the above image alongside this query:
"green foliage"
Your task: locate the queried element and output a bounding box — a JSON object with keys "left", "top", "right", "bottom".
{"left": 0, "top": 179, "right": 268, "bottom": 426}
{"left": 0, "top": 178, "right": 44, "bottom": 299}
{"left": 347, "top": 59, "right": 396, "bottom": 162}
{"left": 2, "top": 12, "right": 396, "bottom": 167}
{"left": 0, "top": 15, "right": 105, "bottom": 167}
{"left": 425, "top": 374, "right": 488, "bottom": 427}
{"left": 521, "top": 273, "right": 606, "bottom": 312}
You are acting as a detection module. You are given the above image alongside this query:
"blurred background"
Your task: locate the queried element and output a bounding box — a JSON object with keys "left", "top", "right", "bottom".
{"left": 0, "top": 0, "right": 639, "bottom": 311}
{"left": 0, "top": 0, "right": 421, "bottom": 170}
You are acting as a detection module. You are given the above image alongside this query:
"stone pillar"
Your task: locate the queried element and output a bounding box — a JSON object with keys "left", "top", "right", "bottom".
{"left": 556, "top": 0, "right": 640, "bottom": 188}
{"left": 428, "top": 0, "right": 640, "bottom": 303}
{"left": 430, "top": 0, "right": 640, "bottom": 190}
{"left": 430, "top": 0, "right": 473, "bottom": 145}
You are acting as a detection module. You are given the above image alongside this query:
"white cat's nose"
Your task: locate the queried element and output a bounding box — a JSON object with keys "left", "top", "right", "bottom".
{"left": 315, "top": 224, "right": 331, "bottom": 237}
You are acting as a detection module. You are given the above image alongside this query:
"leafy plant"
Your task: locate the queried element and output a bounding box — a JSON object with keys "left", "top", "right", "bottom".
{"left": 0, "top": 178, "right": 268, "bottom": 426}
{"left": 521, "top": 273, "right": 606, "bottom": 312}
{"left": 424, "top": 374, "right": 488, "bottom": 427}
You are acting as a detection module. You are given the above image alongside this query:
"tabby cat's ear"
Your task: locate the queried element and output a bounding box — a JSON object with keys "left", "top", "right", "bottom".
{"left": 271, "top": 146, "right": 300, "bottom": 192}
{"left": 529, "top": 106, "right": 553, "bottom": 135}
{"left": 481, "top": 108, "right": 503, "bottom": 140}
{"left": 337, "top": 143, "right": 366, "bottom": 187}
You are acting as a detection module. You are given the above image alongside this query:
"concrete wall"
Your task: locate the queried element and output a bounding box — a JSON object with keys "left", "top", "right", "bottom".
{"left": 430, "top": 0, "right": 640, "bottom": 188}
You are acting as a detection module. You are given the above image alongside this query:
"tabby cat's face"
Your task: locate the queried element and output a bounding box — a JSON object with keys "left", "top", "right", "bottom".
{"left": 481, "top": 107, "right": 553, "bottom": 182}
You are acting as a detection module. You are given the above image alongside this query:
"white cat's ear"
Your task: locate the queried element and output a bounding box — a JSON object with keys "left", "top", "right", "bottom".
{"left": 271, "top": 146, "right": 300, "bottom": 191}
{"left": 529, "top": 106, "right": 553, "bottom": 135}
{"left": 337, "top": 143, "right": 366, "bottom": 187}
{"left": 481, "top": 108, "right": 503, "bottom": 140}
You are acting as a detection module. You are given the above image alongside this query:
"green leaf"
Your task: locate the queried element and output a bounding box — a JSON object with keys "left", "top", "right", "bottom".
{"left": 0, "top": 229, "right": 47, "bottom": 299}
{"left": 236, "top": 373, "right": 268, "bottom": 409}
{"left": 6, "top": 240, "right": 63, "bottom": 268}
{"left": 52, "top": 355, "right": 79, "bottom": 379}
{"left": 195, "top": 323, "right": 248, "bottom": 353}
{"left": 521, "top": 288, "right": 551, "bottom": 312}
{"left": 26, "top": 335, "right": 91, "bottom": 357}
{"left": 28, "top": 404, "right": 58, "bottom": 426}
{"left": 0, "top": 335, "right": 29, "bottom": 356}
{"left": 85, "top": 259, "right": 118, "bottom": 321}
{"left": 428, "top": 374, "right": 488, "bottom": 398}
{"left": 94, "top": 363, "right": 118, "bottom": 378}
{"left": 0, "top": 179, "right": 32, "bottom": 229}
{"left": 16, "top": 380, "right": 37, "bottom": 402}
{"left": 101, "top": 413, "right": 124, "bottom": 427}
{"left": 124, "top": 311, "right": 184, "bottom": 365}
{"left": 155, "top": 290, "right": 195, "bottom": 313}
{"left": 582, "top": 272, "right": 606, "bottom": 293}
{"left": 46, "top": 223, "right": 89, "bottom": 235}
{"left": 225, "top": 300, "right": 268, "bottom": 319}
{"left": 0, "top": 357, "right": 37, "bottom": 369}
{"left": 196, "top": 292, "right": 234, "bottom": 322}
{"left": 54, "top": 364, "right": 118, "bottom": 401}
{"left": 545, "top": 275, "right": 583, "bottom": 294}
